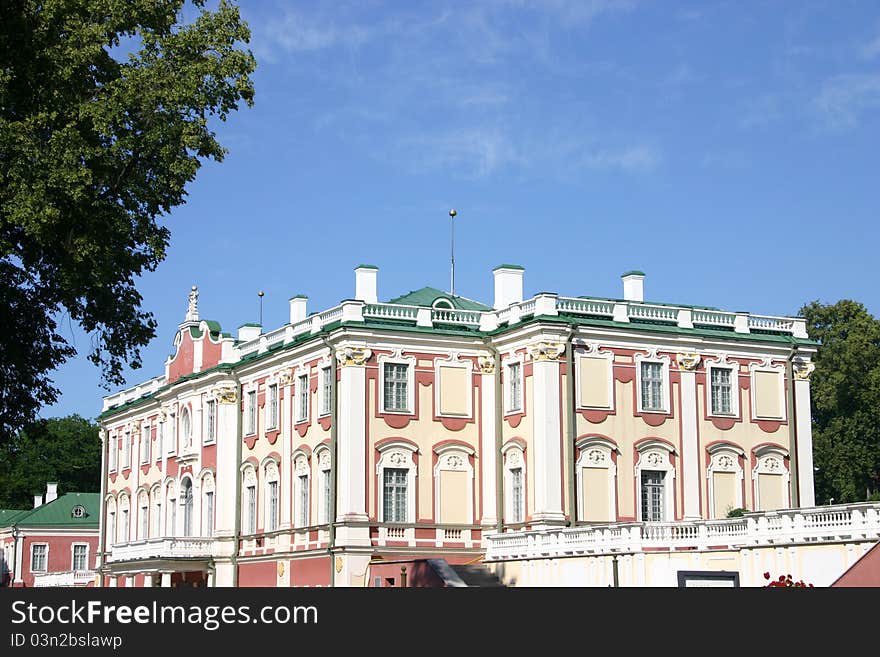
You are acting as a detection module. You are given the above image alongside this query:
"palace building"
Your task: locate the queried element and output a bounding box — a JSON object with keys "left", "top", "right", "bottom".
{"left": 97, "top": 264, "right": 831, "bottom": 587}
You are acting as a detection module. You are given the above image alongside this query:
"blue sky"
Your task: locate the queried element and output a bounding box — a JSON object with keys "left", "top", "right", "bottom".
{"left": 42, "top": 0, "right": 880, "bottom": 421}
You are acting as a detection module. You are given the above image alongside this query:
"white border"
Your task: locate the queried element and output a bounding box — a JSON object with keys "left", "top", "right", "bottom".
{"left": 378, "top": 351, "right": 416, "bottom": 415}
{"left": 575, "top": 343, "right": 615, "bottom": 411}
{"left": 434, "top": 353, "right": 473, "bottom": 418}
{"left": 634, "top": 349, "right": 671, "bottom": 414}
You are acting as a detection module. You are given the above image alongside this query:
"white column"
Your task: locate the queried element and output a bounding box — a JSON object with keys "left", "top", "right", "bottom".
{"left": 530, "top": 352, "right": 565, "bottom": 526}
{"left": 480, "top": 366, "right": 498, "bottom": 528}
{"left": 280, "top": 377, "right": 293, "bottom": 529}
{"left": 795, "top": 377, "right": 816, "bottom": 507}
{"left": 13, "top": 536, "right": 23, "bottom": 585}
{"left": 161, "top": 572, "right": 171, "bottom": 587}
{"left": 214, "top": 387, "right": 238, "bottom": 538}
{"left": 337, "top": 358, "right": 368, "bottom": 522}
{"left": 679, "top": 367, "right": 701, "bottom": 519}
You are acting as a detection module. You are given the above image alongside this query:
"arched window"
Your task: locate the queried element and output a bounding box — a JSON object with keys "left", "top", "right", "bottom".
{"left": 376, "top": 442, "right": 417, "bottom": 524}
{"left": 292, "top": 454, "right": 309, "bottom": 528}
{"left": 180, "top": 407, "right": 192, "bottom": 450}
{"left": 575, "top": 436, "right": 618, "bottom": 523}
{"left": 105, "top": 496, "right": 117, "bottom": 550}
{"left": 315, "top": 447, "right": 332, "bottom": 525}
{"left": 635, "top": 440, "right": 676, "bottom": 522}
{"left": 150, "top": 486, "right": 161, "bottom": 537}
{"left": 117, "top": 493, "right": 130, "bottom": 543}
{"left": 502, "top": 442, "right": 526, "bottom": 525}
{"left": 180, "top": 478, "right": 194, "bottom": 537}
{"left": 241, "top": 466, "right": 257, "bottom": 534}
{"left": 137, "top": 489, "right": 149, "bottom": 540}
{"left": 707, "top": 443, "right": 744, "bottom": 518}
{"left": 201, "top": 472, "right": 215, "bottom": 537}
{"left": 166, "top": 481, "right": 177, "bottom": 537}
{"left": 264, "top": 460, "right": 280, "bottom": 531}
{"left": 432, "top": 298, "right": 454, "bottom": 309}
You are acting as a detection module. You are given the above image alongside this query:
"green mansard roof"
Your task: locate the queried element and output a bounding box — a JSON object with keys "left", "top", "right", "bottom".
{"left": 0, "top": 493, "right": 100, "bottom": 529}
{"left": 386, "top": 286, "right": 492, "bottom": 311}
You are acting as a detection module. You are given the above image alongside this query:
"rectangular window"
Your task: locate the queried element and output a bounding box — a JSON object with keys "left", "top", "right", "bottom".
{"left": 511, "top": 467, "right": 523, "bottom": 523}
{"left": 298, "top": 476, "right": 309, "bottom": 527}
{"left": 72, "top": 544, "right": 87, "bottom": 571}
{"left": 140, "top": 425, "right": 150, "bottom": 464}
{"left": 139, "top": 505, "right": 148, "bottom": 540}
{"left": 30, "top": 544, "right": 47, "bottom": 572}
{"left": 169, "top": 502, "right": 176, "bottom": 538}
{"left": 153, "top": 501, "right": 161, "bottom": 537}
{"left": 246, "top": 486, "right": 256, "bottom": 534}
{"left": 122, "top": 432, "right": 131, "bottom": 469}
{"left": 109, "top": 436, "right": 117, "bottom": 472}
{"left": 268, "top": 481, "right": 279, "bottom": 531}
{"left": 640, "top": 362, "right": 664, "bottom": 412}
{"left": 321, "top": 367, "right": 332, "bottom": 416}
{"left": 107, "top": 512, "right": 116, "bottom": 548}
{"left": 267, "top": 384, "right": 278, "bottom": 429}
{"left": 383, "top": 468, "right": 408, "bottom": 523}
{"left": 383, "top": 363, "right": 409, "bottom": 412}
{"left": 246, "top": 391, "right": 257, "bottom": 435}
{"left": 323, "top": 469, "right": 331, "bottom": 525}
{"left": 206, "top": 400, "right": 216, "bottom": 443}
{"left": 297, "top": 374, "right": 309, "bottom": 422}
{"left": 641, "top": 471, "right": 665, "bottom": 522}
{"left": 157, "top": 422, "right": 164, "bottom": 459}
{"left": 710, "top": 368, "right": 733, "bottom": 415}
{"left": 122, "top": 509, "right": 130, "bottom": 542}
{"left": 508, "top": 363, "right": 522, "bottom": 412}
{"left": 203, "top": 492, "right": 214, "bottom": 537}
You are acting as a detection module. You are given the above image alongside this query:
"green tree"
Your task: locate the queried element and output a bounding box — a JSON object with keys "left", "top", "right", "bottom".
{"left": 800, "top": 300, "right": 880, "bottom": 503}
{"left": 0, "top": 0, "right": 255, "bottom": 443}
{"left": 0, "top": 414, "right": 101, "bottom": 509}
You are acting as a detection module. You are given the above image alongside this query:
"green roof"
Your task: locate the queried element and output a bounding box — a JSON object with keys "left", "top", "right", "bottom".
{"left": 622, "top": 270, "right": 646, "bottom": 277}
{"left": 188, "top": 319, "right": 223, "bottom": 340}
{"left": 386, "top": 286, "right": 492, "bottom": 311}
{"left": 238, "top": 323, "right": 262, "bottom": 328}
{"left": 0, "top": 509, "right": 30, "bottom": 526}
{"left": 355, "top": 264, "right": 379, "bottom": 270}
{"left": 492, "top": 264, "right": 525, "bottom": 271}
{"left": 289, "top": 294, "right": 308, "bottom": 299}
{"left": 0, "top": 493, "right": 99, "bottom": 529}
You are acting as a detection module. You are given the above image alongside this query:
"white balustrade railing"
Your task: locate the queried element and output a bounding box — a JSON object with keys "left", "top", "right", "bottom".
{"left": 364, "top": 303, "right": 420, "bottom": 321}
{"left": 518, "top": 299, "right": 537, "bottom": 316}
{"left": 485, "top": 503, "right": 880, "bottom": 561}
{"left": 109, "top": 537, "right": 217, "bottom": 562}
{"left": 748, "top": 315, "right": 795, "bottom": 332}
{"left": 317, "top": 305, "right": 344, "bottom": 325}
{"left": 264, "top": 326, "right": 286, "bottom": 348}
{"left": 628, "top": 303, "right": 678, "bottom": 323}
{"left": 33, "top": 570, "right": 95, "bottom": 587}
{"left": 556, "top": 298, "right": 615, "bottom": 316}
{"left": 692, "top": 309, "right": 736, "bottom": 328}
{"left": 431, "top": 309, "right": 482, "bottom": 326}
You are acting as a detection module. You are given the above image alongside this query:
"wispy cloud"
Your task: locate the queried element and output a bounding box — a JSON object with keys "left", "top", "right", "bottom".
{"left": 814, "top": 74, "right": 880, "bottom": 129}
{"left": 395, "top": 129, "right": 524, "bottom": 179}
{"left": 580, "top": 145, "right": 661, "bottom": 173}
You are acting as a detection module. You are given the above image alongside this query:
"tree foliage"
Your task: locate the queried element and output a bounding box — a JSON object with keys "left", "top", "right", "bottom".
{"left": 0, "top": 0, "right": 255, "bottom": 442}
{"left": 800, "top": 300, "right": 880, "bottom": 503}
{"left": 0, "top": 414, "right": 101, "bottom": 509}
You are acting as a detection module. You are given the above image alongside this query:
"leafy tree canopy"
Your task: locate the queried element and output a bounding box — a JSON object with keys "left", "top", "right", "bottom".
{"left": 800, "top": 299, "right": 880, "bottom": 503}
{"left": 0, "top": 0, "right": 255, "bottom": 442}
{"left": 0, "top": 414, "right": 100, "bottom": 509}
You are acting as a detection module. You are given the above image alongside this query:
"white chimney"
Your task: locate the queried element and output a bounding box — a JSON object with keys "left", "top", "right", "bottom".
{"left": 493, "top": 264, "right": 524, "bottom": 309}
{"left": 621, "top": 271, "right": 645, "bottom": 302}
{"left": 355, "top": 265, "right": 378, "bottom": 304}
{"left": 45, "top": 482, "right": 58, "bottom": 503}
{"left": 34, "top": 495, "right": 43, "bottom": 508}
{"left": 237, "top": 324, "right": 261, "bottom": 342}
{"left": 289, "top": 295, "right": 308, "bottom": 324}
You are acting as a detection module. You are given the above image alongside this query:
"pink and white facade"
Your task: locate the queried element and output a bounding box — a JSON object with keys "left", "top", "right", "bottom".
{"left": 97, "top": 264, "right": 826, "bottom": 587}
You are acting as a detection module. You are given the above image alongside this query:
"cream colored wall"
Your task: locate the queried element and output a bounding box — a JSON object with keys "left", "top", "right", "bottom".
{"left": 574, "top": 374, "right": 682, "bottom": 520}
{"left": 697, "top": 371, "right": 788, "bottom": 514}
{"left": 579, "top": 357, "right": 610, "bottom": 408}
{"left": 439, "top": 366, "right": 469, "bottom": 415}
{"left": 754, "top": 370, "right": 782, "bottom": 418}
{"left": 367, "top": 368, "right": 480, "bottom": 523}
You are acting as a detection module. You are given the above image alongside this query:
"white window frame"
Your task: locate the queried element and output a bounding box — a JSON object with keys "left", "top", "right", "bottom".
{"left": 378, "top": 353, "right": 416, "bottom": 415}
{"left": 119, "top": 494, "right": 130, "bottom": 543}
{"left": 137, "top": 490, "right": 149, "bottom": 540}
{"left": 634, "top": 441, "right": 676, "bottom": 522}
{"left": 241, "top": 465, "right": 257, "bottom": 534}
{"left": 433, "top": 445, "right": 475, "bottom": 524}
{"left": 166, "top": 410, "right": 177, "bottom": 456}
{"left": 150, "top": 486, "right": 161, "bottom": 538}
{"left": 105, "top": 496, "right": 116, "bottom": 549}
{"left": 180, "top": 406, "right": 192, "bottom": 451}
{"left": 752, "top": 445, "right": 791, "bottom": 511}
{"left": 71, "top": 543, "right": 89, "bottom": 572}
{"left": 30, "top": 543, "right": 48, "bottom": 573}
{"left": 315, "top": 446, "right": 332, "bottom": 525}
{"left": 502, "top": 443, "right": 526, "bottom": 524}
{"left": 205, "top": 399, "right": 216, "bottom": 445}
{"left": 245, "top": 389, "right": 257, "bottom": 436}
{"left": 293, "top": 452, "right": 310, "bottom": 528}
{"left": 575, "top": 436, "right": 618, "bottom": 522}
{"left": 434, "top": 354, "right": 473, "bottom": 418}
{"left": 634, "top": 350, "right": 671, "bottom": 414}
{"left": 201, "top": 472, "right": 215, "bottom": 537}
{"left": 156, "top": 419, "right": 165, "bottom": 461}
{"left": 180, "top": 476, "right": 194, "bottom": 537}
{"left": 707, "top": 444, "right": 745, "bottom": 519}
{"left": 503, "top": 357, "right": 524, "bottom": 415}
{"left": 749, "top": 361, "right": 787, "bottom": 421}
{"left": 295, "top": 371, "right": 310, "bottom": 424}
{"left": 121, "top": 431, "right": 131, "bottom": 470}
{"left": 108, "top": 432, "right": 118, "bottom": 472}
{"left": 376, "top": 442, "right": 417, "bottom": 523}
{"left": 574, "top": 344, "right": 615, "bottom": 411}
{"left": 164, "top": 482, "right": 176, "bottom": 538}
{"left": 706, "top": 355, "right": 739, "bottom": 417}
{"left": 266, "top": 383, "right": 279, "bottom": 430}
{"left": 319, "top": 365, "right": 332, "bottom": 417}
{"left": 263, "top": 459, "right": 280, "bottom": 532}
{"left": 140, "top": 423, "right": 150, "bottom": 464}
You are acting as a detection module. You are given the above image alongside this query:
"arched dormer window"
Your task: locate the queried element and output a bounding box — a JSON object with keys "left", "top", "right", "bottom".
{"left": 432, "top": 298, "right": 454, "bottom": 310}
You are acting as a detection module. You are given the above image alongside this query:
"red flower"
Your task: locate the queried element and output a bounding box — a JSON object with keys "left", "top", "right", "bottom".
{"left": 763, "top": 572, "right": 770, "bottom": 580}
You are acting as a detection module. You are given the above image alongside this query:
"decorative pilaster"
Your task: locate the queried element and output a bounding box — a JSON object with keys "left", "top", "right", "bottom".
{"left": 676, "top": 353, "right": 701, "bottom": 519}
{"left": 212, "top": 383, "right": 238, "bottom": 538}
{"left": 478, "top": 355, "right": 498, "bottom": 528}
{"left": 528, "top": 340, "right": 566, "bottom": 526}
{"left": 793, "top": 359, "right": 816, "bottom": 506}
{"left": 335, "top": 347, "right": 371, "bottom": 526}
